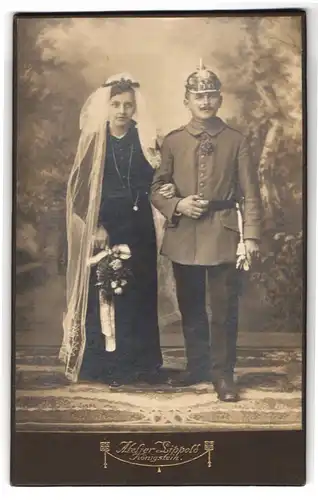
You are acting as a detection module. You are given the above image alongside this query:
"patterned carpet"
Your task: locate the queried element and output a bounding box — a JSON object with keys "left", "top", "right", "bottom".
{"left": 15, "top": 346, "right": 302, "bottom": 432}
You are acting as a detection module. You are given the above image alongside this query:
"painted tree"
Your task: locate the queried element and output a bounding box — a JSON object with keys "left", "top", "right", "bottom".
{"left": 210, "top": 16, "right": 303, "bottom": 330}
{"left": 16, "top": 18, "right": 92, "bottom": 264}
{"left": 211, "top": 16, "right": 302, "bottom": 233}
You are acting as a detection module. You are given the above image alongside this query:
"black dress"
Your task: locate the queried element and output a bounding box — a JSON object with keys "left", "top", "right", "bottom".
{"left": 80, "top": 122, "right": 162, "bottom": 382}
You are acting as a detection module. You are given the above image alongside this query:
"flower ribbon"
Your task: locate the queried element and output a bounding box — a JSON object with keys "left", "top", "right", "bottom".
{"left": 87, "top": 244, "right": 131, "bottom": 352}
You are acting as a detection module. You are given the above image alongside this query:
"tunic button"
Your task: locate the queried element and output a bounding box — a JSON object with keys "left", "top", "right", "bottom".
{"left": 199, "top": 182, "right": 204, "bottom": 187}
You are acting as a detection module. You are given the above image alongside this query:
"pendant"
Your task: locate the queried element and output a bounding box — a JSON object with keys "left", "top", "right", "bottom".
{"left": 133, "top": 205, "right": 139, "bottom": 212}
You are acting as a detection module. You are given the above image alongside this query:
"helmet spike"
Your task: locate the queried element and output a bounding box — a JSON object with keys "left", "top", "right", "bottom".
{"left": 185, "top": 63, "right": 221, "bottom": 94}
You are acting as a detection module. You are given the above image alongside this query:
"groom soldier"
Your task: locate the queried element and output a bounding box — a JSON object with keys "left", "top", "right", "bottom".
{"left": 151, "top": 62, "right": 261, "bottom": 402}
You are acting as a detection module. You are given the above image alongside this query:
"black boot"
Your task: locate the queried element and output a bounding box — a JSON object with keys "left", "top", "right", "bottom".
{"left": 108, "top": 379, "right": 123, "bottom": 388}
{"left": 213, "top": 375, "right": 239, "bottom": 402}
{"left": 169, "top": 370, "right": 210, "bottom": 387}
{"left": 107, "top": 372, "right": 136, "bottom": 388}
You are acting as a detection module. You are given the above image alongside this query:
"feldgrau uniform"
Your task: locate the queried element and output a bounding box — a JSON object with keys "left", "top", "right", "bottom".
{"left": 151, "top": 66, "right": 261, "bottom": 382}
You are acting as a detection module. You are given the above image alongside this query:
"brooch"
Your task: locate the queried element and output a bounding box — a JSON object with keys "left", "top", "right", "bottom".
{"left": 199, "top": 133, "right": 214, "bottom": 156}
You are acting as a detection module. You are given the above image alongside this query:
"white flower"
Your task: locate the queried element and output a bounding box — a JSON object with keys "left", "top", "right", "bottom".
{"left": 273, "top": 232, "right": 284, "bottom": 241}
{"left": 116, "top": 244, "right": 131, "bottom": 260}
{"left": 110, "top": 259, "right": 123, "bottom": 270}
{"left": 114, "top": 287, "right": 123, "bottom": 295}
{"left": 121, "top": 280, "right": 128, "bottom": 286}
{"left": 111, "top": 245, "right": 119, "bottom": 257}
{"left": 236, "top": 242, "right": 246, "bottom": 257}
{"left": 147, "top": 148, "right": 161, "bottom": 169}
{"left": 111, "top": 281, "right": 118, "bottom": 289}
{"left": 236, "top": 254, "right": 250, "bottom": 271}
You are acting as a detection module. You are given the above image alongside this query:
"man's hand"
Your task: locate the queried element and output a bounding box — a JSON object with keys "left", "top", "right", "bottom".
{"left": 244, "top": 239, "right": 260, "bottom": 265}
{"left": 176, "top": 195, "right": 209, "bottom": 219}
{"left": 93, "top": 226, "right": 108, "bottom": 249}
{"left": 159, "top": 183, "right": 176, "bottom": 199}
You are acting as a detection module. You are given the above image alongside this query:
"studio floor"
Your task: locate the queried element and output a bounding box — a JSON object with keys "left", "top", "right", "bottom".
{"left": 15, "top": 343, "right": 302, "bottom": 432}
{"left": 14, "top": 276, "right": 303, "bottom": 432}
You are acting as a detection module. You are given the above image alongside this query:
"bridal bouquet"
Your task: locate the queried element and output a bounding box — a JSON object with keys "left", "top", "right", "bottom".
{"left": 87, "top": 244, "right": 132, "bottom": 352}
{"left": 88, "top": 244, "right": 133, "bottom": 303}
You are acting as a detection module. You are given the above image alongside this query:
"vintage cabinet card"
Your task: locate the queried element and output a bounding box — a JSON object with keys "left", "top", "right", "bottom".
{"left": 11, "top": 10, "right": 306, "bottom": 486}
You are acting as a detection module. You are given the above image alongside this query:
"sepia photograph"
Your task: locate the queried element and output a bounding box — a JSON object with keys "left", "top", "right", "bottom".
{"left": 12, "top": 10, "right": 306, "bottom": 485}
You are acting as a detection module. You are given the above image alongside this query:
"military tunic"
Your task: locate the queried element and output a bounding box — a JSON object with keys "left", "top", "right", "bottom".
{"left": 151, "top": 117, "right": 261, "bottom": 266}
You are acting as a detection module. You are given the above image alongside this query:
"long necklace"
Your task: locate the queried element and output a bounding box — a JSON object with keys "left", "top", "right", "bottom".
{"left": 110, "top": 138, "right": 139, "bottom": 211}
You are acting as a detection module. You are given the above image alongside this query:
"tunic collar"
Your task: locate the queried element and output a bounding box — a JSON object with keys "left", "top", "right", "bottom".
{"left": 186, "top": 116, "right": 226, "bottom": 137}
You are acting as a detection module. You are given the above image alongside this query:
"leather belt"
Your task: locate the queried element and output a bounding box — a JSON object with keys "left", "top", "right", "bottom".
{"left": 207, "top": 199, "right": 236, "bottom": 211}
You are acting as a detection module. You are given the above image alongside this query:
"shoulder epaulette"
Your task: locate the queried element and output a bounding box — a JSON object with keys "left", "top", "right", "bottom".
{"left": 164, "top": 125, "right": 186, "bottom": 139}
{"left": 224, "top": 123, "right": 244, "bottom": 136}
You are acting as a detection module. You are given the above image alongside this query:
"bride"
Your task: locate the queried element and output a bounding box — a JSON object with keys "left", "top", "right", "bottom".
{"left": 59, "top": 73, "right": 175, "bottom": 387}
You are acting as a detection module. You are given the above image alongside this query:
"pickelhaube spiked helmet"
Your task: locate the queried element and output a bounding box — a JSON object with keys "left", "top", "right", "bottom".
{"left": 185, "top": 59, "right": 221, "bottom": 94}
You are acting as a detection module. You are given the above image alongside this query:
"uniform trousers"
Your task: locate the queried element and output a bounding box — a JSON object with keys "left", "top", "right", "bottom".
{"left": 172, "top": 262, "right": 240, "bottom": 381}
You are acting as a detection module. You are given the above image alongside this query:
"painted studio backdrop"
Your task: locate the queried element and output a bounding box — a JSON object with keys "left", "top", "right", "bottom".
{"left": 15, "top": 15, "right": 303, "bottom": 431}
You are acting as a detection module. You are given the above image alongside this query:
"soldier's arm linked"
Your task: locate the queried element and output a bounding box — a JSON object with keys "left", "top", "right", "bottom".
{"left": 150, "top": 137, "right": 182, "bottom": 222}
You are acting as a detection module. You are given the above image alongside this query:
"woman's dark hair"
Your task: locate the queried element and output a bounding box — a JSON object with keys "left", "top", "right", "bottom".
{"left": 102, "top": 78, "right": 140, "bottom": 99}
{"left": 110, "top": 82, "right": 136, "bottom": 99}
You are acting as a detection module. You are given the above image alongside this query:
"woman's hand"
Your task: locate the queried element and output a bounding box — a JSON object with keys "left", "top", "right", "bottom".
{"left": 176, "top": 195, "right": 209, "bottom": 219}
{"left": 93, "top": 226, "right": 108, "bottom": 249}
{"left": 159, "top": 183, "right": 176, "bottom": 199}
